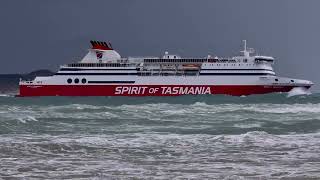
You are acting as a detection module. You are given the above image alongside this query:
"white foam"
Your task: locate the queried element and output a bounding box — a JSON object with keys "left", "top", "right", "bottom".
{"left": 247, "top": 103, "right": 320, "bottom": 114}
{"left": 16, "top": 116, "right": 38, "bottom": 123}
{"left": 0, "top": 94, "right": 11, "bottom": 97}
{"left": 1, "top": 102, "right": 319, "bottom": 124}
{"left": 233, "top": 123, "right": 262, "bottom": 129}
{"left": 1, "top": 132, "right": 320, "bottom": 179}
{"left": 26, "top": 115, "right": 38, "bottom": 121}
{"left": 192, "top": 102, "right": 209, "bottom": 107}
{"left": 287, "top": 87, "right": 311, "bottom": 97}
{"left": 47, "top": 104, "right": 102, "bottom": 110}
{"left": 162, "top": 109, "right": 189, "bottom": 115}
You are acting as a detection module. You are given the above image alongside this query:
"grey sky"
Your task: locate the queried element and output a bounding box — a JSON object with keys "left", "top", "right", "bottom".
{"left": 0, "top": 0, "right": 319, "bottom": 90}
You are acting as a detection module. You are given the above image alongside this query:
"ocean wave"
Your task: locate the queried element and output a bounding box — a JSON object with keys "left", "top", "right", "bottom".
{"left": 45, "top": 104, "right": 103, "bottom": 111}
{"left": 245, "top": 103, "right": 320, "bottom": 114}
{"left": 1, "top": 132, "right": 320, "bottom": 178}
{"left": 188, "top": 102, "right": 320, "bottom": 114}
{"left": 1, "top": 102, "right": 320, "bottom": 123}
{"left": 215, "top": 131, "right": 320, "bottom": 151}
{"left": 1, "top": 131, "right": 315, "bottom": 152}
{"left": 1, "top": 92, "right": 320, "bottom": 179}
{"left": 3, "top": 131, "right": 320, "bottom": 151}
{"left": 1, "top": 99, "right": 320, "bottom": 136}
{"left": 0, "top": 92, "right": 318, "bottom": 105}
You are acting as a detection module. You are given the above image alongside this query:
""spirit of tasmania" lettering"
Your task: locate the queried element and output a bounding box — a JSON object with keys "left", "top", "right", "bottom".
{"left": 115, "top": 86, "right": 211, "bottom": 95}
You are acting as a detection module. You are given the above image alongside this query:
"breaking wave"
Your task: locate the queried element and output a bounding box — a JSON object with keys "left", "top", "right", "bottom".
{"left": 287, "top": 87, "right": 312, "bottom": 97}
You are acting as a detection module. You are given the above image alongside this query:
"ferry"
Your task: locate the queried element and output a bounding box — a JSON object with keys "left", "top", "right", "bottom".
{"left": 18, "top": 40, "right": 313, "bottom": 96}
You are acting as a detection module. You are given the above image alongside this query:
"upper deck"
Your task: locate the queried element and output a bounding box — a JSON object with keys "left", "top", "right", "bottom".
{"left": 54, "top": 40, "right": 275, "bottom": 77}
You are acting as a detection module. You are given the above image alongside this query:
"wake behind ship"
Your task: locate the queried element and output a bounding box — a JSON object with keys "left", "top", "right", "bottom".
{"left": 18, "top": 40, "right": 313, "bottom": 96}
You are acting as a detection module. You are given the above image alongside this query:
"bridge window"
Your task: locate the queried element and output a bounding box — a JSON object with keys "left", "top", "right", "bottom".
{"left": 275, "top": 79, "right": 279, "bottom": 82}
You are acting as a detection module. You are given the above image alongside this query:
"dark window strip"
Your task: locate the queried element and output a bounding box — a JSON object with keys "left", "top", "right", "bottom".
{"left": 60, "top": 68, "right": 137, "bottom": 71}
{"left": 56, "top": 73, "right": 138, "bottom": 75}
{"left": 144, "top": 58, "right": 208, "bottom": 62}
{"left": 59, "top": 69, "right": 274, "bottom": 73}
{"left": 87, "top": 81, "right": 135, "bottom": 84}
{"left": 67, "top": 63, "right": 134, "bottom": 67}
{"left": 201, "top": 69, "right": 274, "bottom": 72}
{"left": 255, "top": 58, "right": 274, "bottom": 62}
{"left": 56, "top": 72, "right": 274, "bottom": 76}
{"left": 199, "top": 73, "right": 275, "bottom": 76}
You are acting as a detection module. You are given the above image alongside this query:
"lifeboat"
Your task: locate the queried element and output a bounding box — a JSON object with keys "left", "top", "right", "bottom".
{"left": 182, "top": 64, "right": 200, "bottom": 70}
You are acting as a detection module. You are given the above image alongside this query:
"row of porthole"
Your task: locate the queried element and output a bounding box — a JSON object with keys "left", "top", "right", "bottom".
{"left": 274, "top": 79, "right": 295, "bottom": 83}
{"left": 67, "top": 78, "right": 86, "bottom": 84}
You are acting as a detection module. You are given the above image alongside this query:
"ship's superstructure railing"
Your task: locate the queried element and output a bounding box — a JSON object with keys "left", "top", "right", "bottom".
{"left": 19, "top": 79, "right": 44, "bottom": 85}
{"left": 144, "top": 58, "right": 208, "bottom": 63}
{"left": 143, "top": 58, "right": 241, "bottom": 64}
{"left": 20, "top": 80, "right": 34, "bottom": 83}
{"left": 64, "top": 63, "right": 137, "bottom": 68}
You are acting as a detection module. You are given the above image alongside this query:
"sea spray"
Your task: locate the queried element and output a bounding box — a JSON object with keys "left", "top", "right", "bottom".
{"left": 287, "top": 87, "right": 311, "bottom": 97}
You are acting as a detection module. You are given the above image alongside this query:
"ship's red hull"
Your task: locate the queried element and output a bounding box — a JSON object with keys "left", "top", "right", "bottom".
{"left": 18, "top": 84, "right": 311, "bottom": 97}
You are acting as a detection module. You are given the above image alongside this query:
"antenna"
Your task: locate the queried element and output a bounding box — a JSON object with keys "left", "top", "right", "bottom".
{"left": 240, "top": 40, "right": 254, "bottom": 57}
{"left": 243, "top": 40, "right": 247, "bottom": 52}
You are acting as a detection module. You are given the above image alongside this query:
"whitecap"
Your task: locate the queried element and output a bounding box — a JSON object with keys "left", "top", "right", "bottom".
{"left": 17, "top": 118, "right": 27, "bottom": 123}
{"left": 287, "top": 87, "right": 311, "bottom": 97}
{"left": 0, "top": 94, "right": 11, "bottom": 97}
{"left": 26, "top": 115, "right": 38, "bottom": 121}
{"left": 233, "top": 123, "right": 262, "bottom": 129}
{"left": 248, "top": 103, "right": 320, "bottom": 114}
{"left": 16, "top": 116, "right": 38, "bottom": 123}
{"left": 161, "top": 109, "right": 189, "bottom": 115}
{"left": 191, "top": 102, "right": 210, "bottom": 107}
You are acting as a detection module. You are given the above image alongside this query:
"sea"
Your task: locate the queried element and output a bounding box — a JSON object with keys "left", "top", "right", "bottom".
{"left": 0, "top": 88, "right": 320, "bottom": 179}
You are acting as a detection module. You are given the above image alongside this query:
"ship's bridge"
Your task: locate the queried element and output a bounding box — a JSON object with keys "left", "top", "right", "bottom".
{"left": 254, "top": 56, "right": 275, "bottom": 63}
{"left": 237, "top": 40, "right": 275, "bottom": 65}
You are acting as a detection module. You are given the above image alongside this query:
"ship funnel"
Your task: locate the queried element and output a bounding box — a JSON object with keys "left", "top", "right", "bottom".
{"left": 80, "top": 40, "right": 121, "bottom": 63}
{"left": 90, "top": 40, "right": 113, "bottom": 50}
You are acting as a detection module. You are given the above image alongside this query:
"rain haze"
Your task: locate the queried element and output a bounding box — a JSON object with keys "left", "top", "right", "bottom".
{"left": 0, "top": 0, "right": 319, "bottom": 90}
